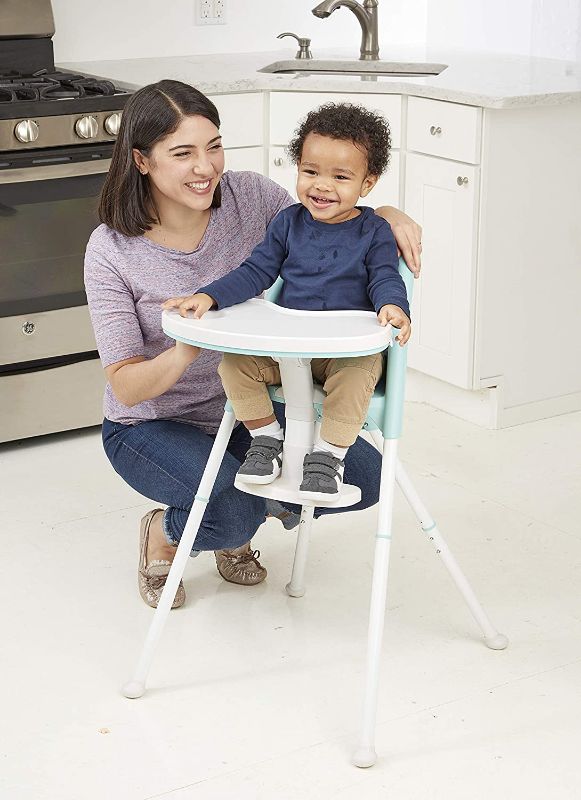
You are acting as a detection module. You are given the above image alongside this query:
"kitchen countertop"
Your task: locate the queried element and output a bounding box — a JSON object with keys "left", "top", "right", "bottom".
{"left": 60, "top": 47, "right": 581, "bottom": 109}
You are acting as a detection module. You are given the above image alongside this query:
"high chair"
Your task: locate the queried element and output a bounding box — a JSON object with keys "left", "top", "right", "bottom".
{"left": 122, "top": 258, "right": 508, "bottom": 768}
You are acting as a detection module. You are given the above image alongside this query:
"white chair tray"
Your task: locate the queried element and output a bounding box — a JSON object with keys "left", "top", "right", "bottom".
{"left": 162, "top": 298, "right": 392, "bottom": 357}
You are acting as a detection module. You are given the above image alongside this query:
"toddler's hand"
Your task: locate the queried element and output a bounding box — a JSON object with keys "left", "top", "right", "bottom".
{"left": 377, "top": 304, "right": 411, "bottom": 346}
{"left": 162, "top": 293, "right": 215, "bottom": 319}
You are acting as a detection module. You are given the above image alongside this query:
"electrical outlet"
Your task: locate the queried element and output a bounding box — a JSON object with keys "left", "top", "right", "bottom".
{"left": 195, "top": 0, "right": 226, "bottom": 26}
{"left": 214, "top": 0, "right": 226, "bottom": 23}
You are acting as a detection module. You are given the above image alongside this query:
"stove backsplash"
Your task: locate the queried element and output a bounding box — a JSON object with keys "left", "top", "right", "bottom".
{"left": 0, "top": 0, "right": 56, "bottom": 75}
{"left": 0, "top": 39, "right": 55, "bottom": 77}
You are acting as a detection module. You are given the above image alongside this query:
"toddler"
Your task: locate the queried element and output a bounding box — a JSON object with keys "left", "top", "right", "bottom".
{"left": 164, "top": 102, "right": 411, "bottom": 500}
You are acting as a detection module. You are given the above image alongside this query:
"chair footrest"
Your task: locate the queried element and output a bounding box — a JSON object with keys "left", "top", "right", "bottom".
{"left": 234, "top": 475, "right": 361, "bottom": 508}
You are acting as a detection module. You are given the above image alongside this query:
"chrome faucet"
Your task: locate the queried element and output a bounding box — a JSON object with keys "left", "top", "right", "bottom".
{"left": 312, "top": 0, "right": 379, "bottom": 61}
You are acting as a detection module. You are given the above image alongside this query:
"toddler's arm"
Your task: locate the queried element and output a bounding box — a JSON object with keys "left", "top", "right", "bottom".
{"left": 366, "top": 222, "right": 410, "bottom": 320}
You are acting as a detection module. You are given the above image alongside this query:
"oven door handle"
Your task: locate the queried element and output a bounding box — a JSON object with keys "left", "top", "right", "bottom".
{"left": 0, "top": 158, "right": 112, "bottom": 184}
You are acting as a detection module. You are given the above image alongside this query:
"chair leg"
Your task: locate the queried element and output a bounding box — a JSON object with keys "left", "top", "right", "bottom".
{"left": 353, "top": 438, "right": 399, "bottom": 769}
{"left": 285, "top": 505, "right": 314, "bottom": 598}
{"left": 395, "top": 460, "right": 509, "bottom": 651}
{"left": 122, "top": 407, "right": 237, "bottom": 699}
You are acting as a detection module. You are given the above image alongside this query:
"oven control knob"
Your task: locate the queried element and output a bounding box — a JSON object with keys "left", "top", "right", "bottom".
{"left": 104, "top": 112, "right": 122, "bottom": 136}
{"left": 75, "top": 115, "right": 99, "bottom": 139}
{"left": 14, "top": 119, "right": 39, "bottom": 143}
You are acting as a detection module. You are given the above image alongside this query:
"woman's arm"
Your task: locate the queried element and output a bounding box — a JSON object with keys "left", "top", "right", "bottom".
{"left": 374, "top": 206, "right": 423, "bottom": 278}
{"left": 84, "top": 229, "right": 199, "bottom": 408}
{"left": 105, "top": 342, "right": 199, "bottom": 408}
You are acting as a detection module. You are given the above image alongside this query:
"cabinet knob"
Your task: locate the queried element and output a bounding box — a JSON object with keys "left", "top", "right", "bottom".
{"left": 273, "top": 157, "right": 284, "bottom": 167}
{"left": 429, "top": 125, "right": 442, "bottom": 136}
{"left": 457, "top": 176, "right": 469, "bottom": 186}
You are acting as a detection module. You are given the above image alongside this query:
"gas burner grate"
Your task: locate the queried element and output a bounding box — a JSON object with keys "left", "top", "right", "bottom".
{"left": 0, "top": 70, "right": 117, "bottom": 103}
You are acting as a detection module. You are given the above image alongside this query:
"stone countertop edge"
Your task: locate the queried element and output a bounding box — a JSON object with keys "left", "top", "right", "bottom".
{"left": 58, "top": 48, "right": 581, "bottom": 109}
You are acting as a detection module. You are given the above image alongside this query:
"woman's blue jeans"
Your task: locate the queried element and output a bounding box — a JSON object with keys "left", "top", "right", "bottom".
{"left": 102, "top": 404, "right": 382, "bottom": 553}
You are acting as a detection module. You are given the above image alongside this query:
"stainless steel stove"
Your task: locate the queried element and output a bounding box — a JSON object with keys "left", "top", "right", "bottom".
{"left": 0, "top": 0, "right": 131, "bottom": 442}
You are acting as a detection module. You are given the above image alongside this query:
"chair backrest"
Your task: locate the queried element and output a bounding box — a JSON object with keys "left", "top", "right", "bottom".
{"left": 266, "top": 257, "right": 414, "bottom": 441}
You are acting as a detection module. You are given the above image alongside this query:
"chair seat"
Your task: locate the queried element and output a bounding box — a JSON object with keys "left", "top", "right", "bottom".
{"left": 268, "top": 381, "right": 386, "bottom": 435}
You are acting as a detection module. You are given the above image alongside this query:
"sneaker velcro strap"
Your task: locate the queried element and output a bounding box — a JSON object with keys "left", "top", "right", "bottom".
{"left": 246, "top": 444, "right": 278, "bottom": 460}
{"left": 302, "top": 452, "right": 343, "bottom": 479}
{"left": 303, "top": 463, "right": 339, "bottom": 479}
{"left": 246, "top": 436, "right": 282, "bottom": 461}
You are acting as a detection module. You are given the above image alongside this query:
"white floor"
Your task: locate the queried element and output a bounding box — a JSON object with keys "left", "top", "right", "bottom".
{"left": 1, "top": 403, "right": 580, "bottom": 800}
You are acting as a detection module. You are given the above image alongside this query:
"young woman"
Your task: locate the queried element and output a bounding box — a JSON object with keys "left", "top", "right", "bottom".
{"left": 84, "top": 79, "right": 422, "bottom": 609}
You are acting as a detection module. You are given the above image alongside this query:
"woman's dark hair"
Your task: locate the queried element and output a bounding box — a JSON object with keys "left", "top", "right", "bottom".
{"left": 99, "top": 80, "right": 221, "bottom": 236}
{"left": 287, "top": 102, "right": 391, "bottom": 176}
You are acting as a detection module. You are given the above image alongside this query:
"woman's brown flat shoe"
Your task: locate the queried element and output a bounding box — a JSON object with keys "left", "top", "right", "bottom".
{"left": 214, "top": 542, "right": 267, "bottom": 586}
{"left": 138, "top": 509, "right": 185, "bottom": 609}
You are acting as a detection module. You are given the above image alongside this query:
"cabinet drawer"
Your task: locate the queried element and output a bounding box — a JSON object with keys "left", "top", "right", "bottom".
{"left": 270, "top": 92, "right": 402, "bottom": 148}
{"left": 209, "top": 93, "right": 264, "bottom": 148}
{"left": 225, "top": 147, "right": 265, "bottom": 174}
{"left": 407, "top": 97, "right": 482, "bottom": 164}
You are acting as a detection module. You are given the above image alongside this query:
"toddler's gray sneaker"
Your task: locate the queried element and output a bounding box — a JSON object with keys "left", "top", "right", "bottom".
{"left": 299, "top": 451, "right": 345, "bottom": 501}
{"left": 237, "top": 435, "right": 283, "bottom": 484}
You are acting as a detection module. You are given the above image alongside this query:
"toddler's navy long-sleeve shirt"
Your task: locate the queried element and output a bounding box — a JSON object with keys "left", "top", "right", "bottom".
{"left": 198, "top": 204, "right": 410, "bottom": 319}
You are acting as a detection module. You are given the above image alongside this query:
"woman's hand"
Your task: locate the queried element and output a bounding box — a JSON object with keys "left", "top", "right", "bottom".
{"left": 377, "top": 304, "right": 411, "bottom": 346}
{"left": 374, "top": 206, "right": 423, "bottom": 278}
{"left": 162, "top": 292, "right": 215, "bottom": 319}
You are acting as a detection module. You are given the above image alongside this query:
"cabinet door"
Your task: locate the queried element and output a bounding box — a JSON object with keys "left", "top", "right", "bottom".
{"left": 404, "top": 152, "right": 479, "bottom": 388}
{"left": 268, "top": 147, "right": 399, "bottom": 208}
{"left": 224, "top": 147, "right": 265, "bottom": 175}
{"left": 268, "top": 147, "right": 297, "bottom": 195}
{"left": 209, "top": 93, "right": 264, "bottom": 148}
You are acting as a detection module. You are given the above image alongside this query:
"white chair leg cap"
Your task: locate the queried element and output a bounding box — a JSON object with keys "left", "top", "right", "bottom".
{"left": 122, "top": 680, "right": 145, "bottom": 699}
{"left": 285, "top": 582, "right": 305, "bottom": 598}
{"left": 352, "top": 747, "right": 377, "bottom": 768}
{"left": 485, "top": 633, "right": 509, "bottom": 650}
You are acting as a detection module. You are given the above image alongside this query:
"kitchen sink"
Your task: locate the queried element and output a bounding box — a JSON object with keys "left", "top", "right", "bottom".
{"left": 259, "top": 59, "right": 448, "bottom": 77}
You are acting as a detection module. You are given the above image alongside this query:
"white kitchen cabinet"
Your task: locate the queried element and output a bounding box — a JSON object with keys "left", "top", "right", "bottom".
{"left": 407, "top": 97, "right": 482, "bottom": 164}
{"left": 404, "top": 152, "right": 479, "bottom": 389}
{"left": 224, "top": 146, "right": 265, "bottom": 174}
{"left": 209, "top": 93, "right": 263, "bottom": 148}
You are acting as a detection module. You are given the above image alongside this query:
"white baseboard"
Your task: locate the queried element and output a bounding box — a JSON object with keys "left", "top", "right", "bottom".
{"left": 406, "top": 370, "right": 581, "bottom": 429}
{"left": 498, "top": 389, "right": 581, "bottom": 428}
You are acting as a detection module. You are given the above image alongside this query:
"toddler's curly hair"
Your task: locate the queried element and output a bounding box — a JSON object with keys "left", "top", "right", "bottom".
{"left": 287, "top": 102, "right": 391, "bottom": 176}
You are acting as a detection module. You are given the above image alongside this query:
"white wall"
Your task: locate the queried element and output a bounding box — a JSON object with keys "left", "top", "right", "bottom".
{"left": 51, "top": 0, "right": 427, "bottom": 63}
{"left": 426, "top": 0, "right": 581, "bottom": 61}
{"left": 51, "top": 0, "right": 580, "bottom": 64}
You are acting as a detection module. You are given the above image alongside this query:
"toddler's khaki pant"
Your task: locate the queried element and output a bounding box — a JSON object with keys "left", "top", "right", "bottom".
{"left": 218, "top": 352, "right": 383, "bottom": 448}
